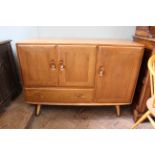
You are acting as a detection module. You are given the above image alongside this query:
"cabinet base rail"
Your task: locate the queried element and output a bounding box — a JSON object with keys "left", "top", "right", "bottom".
{"left": 32, "top": 103, "right": 127, "bottom": 116}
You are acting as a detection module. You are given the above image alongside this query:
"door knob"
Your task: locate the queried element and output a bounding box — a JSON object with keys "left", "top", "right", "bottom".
{"left": 99, "top": 66, "right": 104, "bottom": 77}
{"left": 49, "top": 60, "right": 56, "bottom": 71}
{"left": 59, "top": 60, "right": 65, "bottom": 71}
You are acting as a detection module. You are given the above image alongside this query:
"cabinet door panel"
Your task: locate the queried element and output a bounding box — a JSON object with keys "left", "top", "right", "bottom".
{"left": 95, "top": 46, "right": 143, "bottom": 103}
{"left": 58, "top": 45, "right": 96, "bottom": 87}
{"left": 17, "top": 45, "right": 58, "bottom": 87}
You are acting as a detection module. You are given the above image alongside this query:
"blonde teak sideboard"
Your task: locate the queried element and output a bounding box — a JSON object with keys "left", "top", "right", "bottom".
{"left": 16, "top": 40, "right": 144, "bottom": 116}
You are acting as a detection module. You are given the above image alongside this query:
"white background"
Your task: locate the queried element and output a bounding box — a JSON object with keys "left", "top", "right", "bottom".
{"left": 0, "top": 130, "right": 154, "bottom": 155}
{"left": 0, "top": 0, "right": 155, "bottom": 155}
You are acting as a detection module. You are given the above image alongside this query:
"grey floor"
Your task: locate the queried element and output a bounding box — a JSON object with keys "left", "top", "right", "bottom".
{"left": 30, "top": 105, "right": 153, "bottom": 129}
{"left": 0, "top": 94, "right": 153, "bottom": 129}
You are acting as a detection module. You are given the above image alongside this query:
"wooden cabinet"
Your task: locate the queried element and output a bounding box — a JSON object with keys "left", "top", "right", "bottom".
{"left": 0, "top": 40, "right": 21, "bottom": 110}
{"left": 16, "top": 40, "right": 144, "bottom": 116}
{"left": 95, "top": 46, "right": 143, "bottom": 103}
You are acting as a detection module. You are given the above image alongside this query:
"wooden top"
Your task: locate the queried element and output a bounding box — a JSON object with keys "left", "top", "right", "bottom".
{"left": 0, "top": 40, "right": 11, "bottom": 45}
{"left": 16, "top": 39, "right": 144, "bottom": 47}
{"left": 134, "top": 36, "right": 155, "bottom": 42}
{"left": 134, "top": 36, "right": 155, "bottom": 50}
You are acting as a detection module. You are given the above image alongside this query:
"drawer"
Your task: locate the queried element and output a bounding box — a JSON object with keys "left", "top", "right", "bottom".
{"left": 24, "top": 88, "right": 94, "bottom": 103}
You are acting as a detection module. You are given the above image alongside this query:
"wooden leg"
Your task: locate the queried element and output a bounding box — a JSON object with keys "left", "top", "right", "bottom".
{"left": 131, "top": 110, "right": 151, "bottom": 129}
{"left": 133, "top": 109, "right": 140, "bottom": 122}
{"left": 36, "top": 104, "right": 41, "bottom": 116}
{"left": 147, "top": 115, "right": 155, "bottom": 128}
{"left": 115, "top": 105, "right": 121, "bottom": 117}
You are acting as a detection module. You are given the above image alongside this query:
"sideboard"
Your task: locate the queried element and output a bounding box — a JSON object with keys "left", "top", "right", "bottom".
{"left": 16, "top": 40, "right": 144, "bottom": 116}
{"left": 0, "top": 40, "right": 21, "bottom": 111}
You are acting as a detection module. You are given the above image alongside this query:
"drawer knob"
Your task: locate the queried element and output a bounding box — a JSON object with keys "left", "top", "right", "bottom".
{"left": 33, "top": 92, "right": 44, "bottom": 99}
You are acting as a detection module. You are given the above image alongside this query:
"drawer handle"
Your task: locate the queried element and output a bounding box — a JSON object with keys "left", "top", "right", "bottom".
{"left": 59, "top": 60, "right": 65, "bottom": 71}
{"left": 33, "top": 92, "right": 44, "bottom": 99}
{"left": 99, "top": 66, "right": 104, "bottom": 77}
{"left": 76, "top": 94, "right": 84, "bottom": 98}
{"left": 49, "top": 60, "right": 56, "bottom": 71}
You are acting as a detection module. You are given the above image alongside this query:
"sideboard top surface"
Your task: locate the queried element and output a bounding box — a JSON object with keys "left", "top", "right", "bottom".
{"left": 16, "top": 39, "right": 144, "bottom": 47}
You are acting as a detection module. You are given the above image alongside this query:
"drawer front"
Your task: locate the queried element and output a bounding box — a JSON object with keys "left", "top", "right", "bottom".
{"left": 25, "top": 88, "right": 94, "bottom": 103}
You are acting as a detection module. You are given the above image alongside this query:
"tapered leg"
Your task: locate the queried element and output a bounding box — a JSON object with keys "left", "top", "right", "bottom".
{"left": 131, "top": 110, "right": 151, "bottom": 129}
{"left": 36, "top": 104, "right": 41, "bottom": 116}
{"left": 115, "top": 105, "right": 121, "bottom": 117}
{"left": 147, "top": 115, "right": 155, "bottom": 128}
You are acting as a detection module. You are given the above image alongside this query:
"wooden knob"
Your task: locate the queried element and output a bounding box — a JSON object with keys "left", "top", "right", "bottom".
{"left": 59, "top": 60, "right": 65, "bottom": 71}
{"left": 99, "top": 66, "right": 104, "bottom": 77}
{"left": 50, "top": 60, "right": 56, "bottom": 71}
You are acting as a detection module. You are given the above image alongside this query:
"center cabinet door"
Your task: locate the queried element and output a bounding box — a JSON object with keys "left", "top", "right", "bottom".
{"left": 17, "top": 45, "right": 58, "bottom": 87}
{"left": 95, "top": 46, "right": 143, "bottom": 103}
{"left": 58, "top": 45, "right": 96, "bottom": 87}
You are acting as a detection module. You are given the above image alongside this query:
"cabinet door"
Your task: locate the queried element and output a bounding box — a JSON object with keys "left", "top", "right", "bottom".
{"left": 58, "top": 45, "right": 96, "bottom": 87}
{"left": 17, "top": 45, "right": 58, "bottom": 87}
{"left": 95, "top": 46, "right": 143, "bottom": 103}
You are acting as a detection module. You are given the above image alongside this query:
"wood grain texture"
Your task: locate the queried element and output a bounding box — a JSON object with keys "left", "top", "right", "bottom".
{"left": 95, "top": 46, "right": 144, "bottom": 103}
{"left": 16, "top": 39, "right": 144, "bottom": 47}
{"left": 25, "top": 88, "right": 94, "bottom": 103}
{"left": 132, "top": 54, "right": 155, "bottom": 128}
{"left": 58, "top": 45, "right": 96, "bottom": 87}
{"left": 16, "top": 40, "right": 144, "bottom": 111}
{"left": 17, "top": 45, "right": 58, "bottom": 87}
{"left": 135, "top": 26, "right": 155, "bottom": 38}
{"left": 133, "top": 36, "right": 155, "bottom": 50}
{"left": 133, "top": 33, "right": 155, "bottom": 121}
